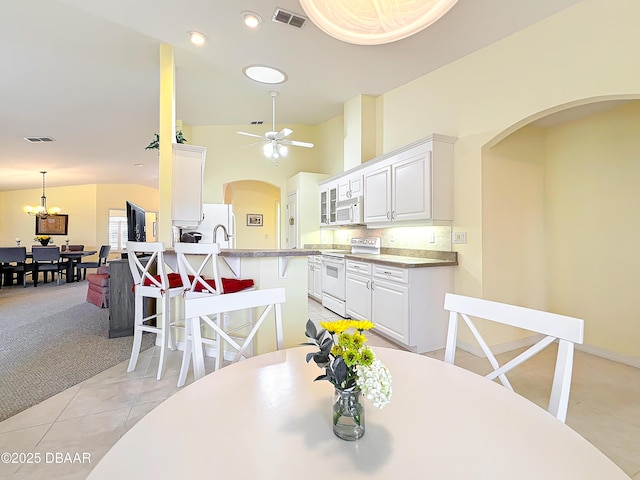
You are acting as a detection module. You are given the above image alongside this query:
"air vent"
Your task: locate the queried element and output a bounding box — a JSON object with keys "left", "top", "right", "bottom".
{"left": 250, "top": 121, "right": 264, "bottom": 125}
{"left": 272, "top": 8, "right": 307, "bottom": 28}
{"left": 24, "top": 137, "right": 54, "bottom": 143}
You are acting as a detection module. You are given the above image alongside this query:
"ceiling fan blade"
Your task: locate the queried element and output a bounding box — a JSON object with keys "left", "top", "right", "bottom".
{"left": 237, "top": 131, "right": 267, "bottom": 140}
{"left": 281, "top": 139, "right": 314, "bottom": 148}
{"left": 275, "top": 128, "right": 293, "bottom": 140}
{"left": 241, "top": 140, "right": 268, "bottom": 148}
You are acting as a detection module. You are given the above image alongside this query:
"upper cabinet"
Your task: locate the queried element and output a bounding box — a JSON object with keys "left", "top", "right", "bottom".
{"left": 172, "top": 144, "right": 206, "bottom": 227}
{"left": 337, "top": 173, "right": 363, "bottom": 202}
{"left": 319, "top": 181, "right": 337, "bottom": 226}
{"left": 363, "top": 135, "right": 455, "bottom": 225}
{"left": 319, "top": 134, "right": 456, "bottom": 227}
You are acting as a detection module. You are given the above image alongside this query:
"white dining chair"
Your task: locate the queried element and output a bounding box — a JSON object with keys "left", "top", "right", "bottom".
{"left": 443, "top": 293, "right": 584, "bottom": 423}
{"left": 174, "top": 242, "right": 265, "bottom": 387}
{"left": 126, "top": 241, "right": 184, "bottom": 380}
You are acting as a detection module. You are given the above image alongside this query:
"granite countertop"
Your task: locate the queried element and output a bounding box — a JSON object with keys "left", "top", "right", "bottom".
{"left": 220, "top": 248, "right": 320, "bottom": 257}
{"left": 345, "top": 253, "right": 457, "bottom": 268}
{"left": 305, "top": 244, "right": 458, "bottom": 268}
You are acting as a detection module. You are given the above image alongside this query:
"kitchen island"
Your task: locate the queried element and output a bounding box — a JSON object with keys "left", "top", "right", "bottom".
{"left": 176, "top": 247, "right": 320, "bottom": 356}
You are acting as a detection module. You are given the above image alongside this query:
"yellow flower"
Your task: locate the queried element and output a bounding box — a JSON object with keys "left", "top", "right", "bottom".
{"left": 320, "top": 320, "right": 351, "bottom": 334}
{"left": 350, "top": 320, "right": 375, "bottom": 332}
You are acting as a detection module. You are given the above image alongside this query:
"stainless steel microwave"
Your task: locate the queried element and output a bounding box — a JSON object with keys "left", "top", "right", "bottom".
{"left": 335, "top": 196, "right": 364, "bottom": 225}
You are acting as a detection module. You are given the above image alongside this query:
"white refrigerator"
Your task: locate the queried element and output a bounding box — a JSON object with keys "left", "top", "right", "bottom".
{"left": 197, "top": 203, "right": 237, "bottom": 247}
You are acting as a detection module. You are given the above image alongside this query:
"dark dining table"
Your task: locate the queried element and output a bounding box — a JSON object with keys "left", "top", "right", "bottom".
{"left": 23, "top": 249, "right": 97, "bottom": 283}
{"left": 60, "top": 250, "right": 97, "bottom": 282}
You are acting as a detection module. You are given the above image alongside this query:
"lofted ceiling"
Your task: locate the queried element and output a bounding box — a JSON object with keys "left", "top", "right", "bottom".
{"left": 0, "top": 0, "right": 583, "bottom": 192}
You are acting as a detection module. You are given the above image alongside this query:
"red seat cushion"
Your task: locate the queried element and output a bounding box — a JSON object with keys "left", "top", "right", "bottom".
{"left": 132, "top": 272, "right": 184, "bottom": 292}
{"left": 192, "top": 277, "right": 254, "bottom": 294}
{"left": 133, "top": 273, "right": 253, "bottom": 294}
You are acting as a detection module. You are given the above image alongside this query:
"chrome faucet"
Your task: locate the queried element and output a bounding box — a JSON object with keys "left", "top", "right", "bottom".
{"left": 213, "top": 224, "right": 229, "bottom": 243}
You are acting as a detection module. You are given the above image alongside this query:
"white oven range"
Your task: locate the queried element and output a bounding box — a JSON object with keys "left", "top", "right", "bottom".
{"left": 321, "top": 237, "right": 381, "bottom": 317}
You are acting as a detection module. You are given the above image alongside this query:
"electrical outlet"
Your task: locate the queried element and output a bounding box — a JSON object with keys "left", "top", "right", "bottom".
{"left": 452, "top": 232, "right": 467, "bottom": 244}
{"left": 428, "top": 231, "right": 436, "bottom": 243}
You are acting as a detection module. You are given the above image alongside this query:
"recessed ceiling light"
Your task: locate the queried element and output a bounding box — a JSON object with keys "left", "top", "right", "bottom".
{"left": 242, "top": 11, "right": 262, "bottom": 28}
{"left": 243, "top": 65, "right": 287, "bottom": 84}
{"left": 187, "top": 31, "right": 207, "bottom": 46}
{"left": 133, "top": 163, "right": 145, "bottom": 167}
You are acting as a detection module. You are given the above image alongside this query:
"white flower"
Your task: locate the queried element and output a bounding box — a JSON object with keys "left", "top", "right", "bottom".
{"left": 355, "top": 356, "right": 392, "bottom": 409}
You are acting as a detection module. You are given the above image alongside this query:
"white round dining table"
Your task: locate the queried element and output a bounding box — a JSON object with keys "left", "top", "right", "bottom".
{"left": 87, "top": 347, "right": 629, "bottom": 479}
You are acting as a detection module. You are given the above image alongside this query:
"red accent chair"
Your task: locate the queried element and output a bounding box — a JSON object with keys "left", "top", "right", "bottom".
{"left": 86, "top": 265, "right": 109, "bottom": 308}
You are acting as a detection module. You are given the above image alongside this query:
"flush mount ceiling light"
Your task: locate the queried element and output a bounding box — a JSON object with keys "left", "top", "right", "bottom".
{"left": 24, "top": 171, "right": 61, "bottom": 218}
{"left": 243, "top": 65, "right": 287, "bottom": 84}
{"left": 188, "top": 30, "right": 207, "bottom": 46}
{"left": 242, "top": 11, "right": 262, "bottom": 28}
{"left": 299, "top": 0, "right": 458, "bottom": 45}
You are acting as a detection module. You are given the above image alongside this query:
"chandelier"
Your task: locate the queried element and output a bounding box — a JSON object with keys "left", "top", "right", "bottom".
{"left": 299, "top": 0, "right": 458, "bottom": 45}
{"left": 24, "top": 171, "right": 61, "bottom": 218}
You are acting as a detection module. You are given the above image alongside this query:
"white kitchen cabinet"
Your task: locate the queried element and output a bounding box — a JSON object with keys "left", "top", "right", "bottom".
{"left": 319, "top": 182, "right": 338, "bottom": 226}
{"left": 337, "top": 173, "right": 363, "bottom": 202}
{"left": 172, "top": 143, "right": 206, "bottom": 227}
{"left": 308, "top": 255, "right": 322, "bottom": 301}
{"left": 345, "top": 259, "right": 453, "bottom": 353}
{"left": 363, "top": 135, "right": 454, "bottom": 225}
{"left": 345, "top": 260, "right": 372, "bottom": 320}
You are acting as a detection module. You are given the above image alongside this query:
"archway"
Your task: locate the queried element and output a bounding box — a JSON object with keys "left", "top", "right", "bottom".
{"left": 481, "top": 97, "right": 640, "bottom": 362}
{"left": 223, "top": 180, "right": 280, "bottom": 249}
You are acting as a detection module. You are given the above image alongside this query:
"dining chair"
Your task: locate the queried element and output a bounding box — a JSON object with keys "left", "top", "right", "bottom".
{"left": 31, "top": 246, "right": 65, "bottom": 286}
{"left": 0, "top": 247, "right": 32, "bottom": 288}
{"left": 126, "top": 241, "right": 184, "bottom": 380}
{"left": 180, "top": 284, "right": 286, "bottom": 387}
{"left": 443, "top": 293, "right": 584, "bottom": 423}
{"left": 173, "top": 242, "right": 257, "bottom": 387}
{"left": 77, "top": 245, "right": 111, "bottom": 280}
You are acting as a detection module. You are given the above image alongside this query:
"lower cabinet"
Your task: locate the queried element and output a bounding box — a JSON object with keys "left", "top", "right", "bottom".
{"left": 308, "top": 255, "right": 322, "bottom": 301}
{"left": 346, "top": 259, "right": 452, "bottom": 353}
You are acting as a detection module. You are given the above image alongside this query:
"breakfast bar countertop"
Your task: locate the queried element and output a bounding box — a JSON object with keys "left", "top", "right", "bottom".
{"left": 219, "top": 248, "right": 320, "bottom": 257}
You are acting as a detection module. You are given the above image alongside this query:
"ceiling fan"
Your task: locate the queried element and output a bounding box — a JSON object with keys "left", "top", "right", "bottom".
{"left": 237, "top": 91, "right": 314, "bottom": 165}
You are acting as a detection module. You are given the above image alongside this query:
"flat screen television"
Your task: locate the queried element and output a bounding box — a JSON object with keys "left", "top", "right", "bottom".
{"left": 126, "top": 201, "right": 146, "bottom": 242}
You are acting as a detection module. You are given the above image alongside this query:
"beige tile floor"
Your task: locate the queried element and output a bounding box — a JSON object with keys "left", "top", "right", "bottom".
{"left": 1, "top": 298, "right": 639, "bottom": 479}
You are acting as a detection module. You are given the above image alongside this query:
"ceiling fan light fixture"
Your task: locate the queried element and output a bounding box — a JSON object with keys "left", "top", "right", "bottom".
{"left": 299, "top": 0, "right": 458, "bottom": 45}
{"left": 188, "top": 30, "right": 207, "bottom": 46}
{"left": 243, "top": 65, "right": 287, "bottom": 84}
{"left": 242, "top": 11, "right": 262, "bottom": 28}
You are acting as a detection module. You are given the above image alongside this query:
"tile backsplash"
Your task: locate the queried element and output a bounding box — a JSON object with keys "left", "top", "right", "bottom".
{"left": 320, "top": 225, "right": 452, "bottom": 251}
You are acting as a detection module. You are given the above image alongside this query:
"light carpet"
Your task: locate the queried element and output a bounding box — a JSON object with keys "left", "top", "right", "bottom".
{"left": 0, "top": 280, "right": 154, "bottom": 421}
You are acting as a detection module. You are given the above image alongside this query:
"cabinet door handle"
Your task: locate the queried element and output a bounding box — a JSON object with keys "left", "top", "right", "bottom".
{"left": 391, "top": 210, "right": 395, "bottom": 220}
{"left": 370, "top": 281, "right": 375, "bottom": 290}
{"left": 386, "top": 211, "right": 391, "bottom": 220}
{"left": 366, "top": 280, "right": 370, "bottom": 289}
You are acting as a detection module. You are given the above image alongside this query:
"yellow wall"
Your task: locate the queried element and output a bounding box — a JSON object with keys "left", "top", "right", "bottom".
{"left": 0, "top": 184, "right": 158, "bottom": 251}
{"left": 544, "top": 101, "right": 640, "bottom": 358}
{"left": 373, "top": 0, "right": 640, "bottom": 361}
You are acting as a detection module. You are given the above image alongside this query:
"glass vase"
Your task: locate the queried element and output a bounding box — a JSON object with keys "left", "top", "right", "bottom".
{"left": 333, "top": 387, "right": 365, "bottom": 440}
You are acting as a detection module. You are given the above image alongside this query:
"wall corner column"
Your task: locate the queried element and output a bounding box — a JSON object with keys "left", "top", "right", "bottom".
{"left": 158, "top": 43, "right": 175, "bottom": 244}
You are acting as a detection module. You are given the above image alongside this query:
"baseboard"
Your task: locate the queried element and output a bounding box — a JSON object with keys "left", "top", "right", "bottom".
{"left": 575, "top": 344, "right": 640, "bottom": 368}
{"left": 456, "top": 335, "right": 640, "bottom": 369}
